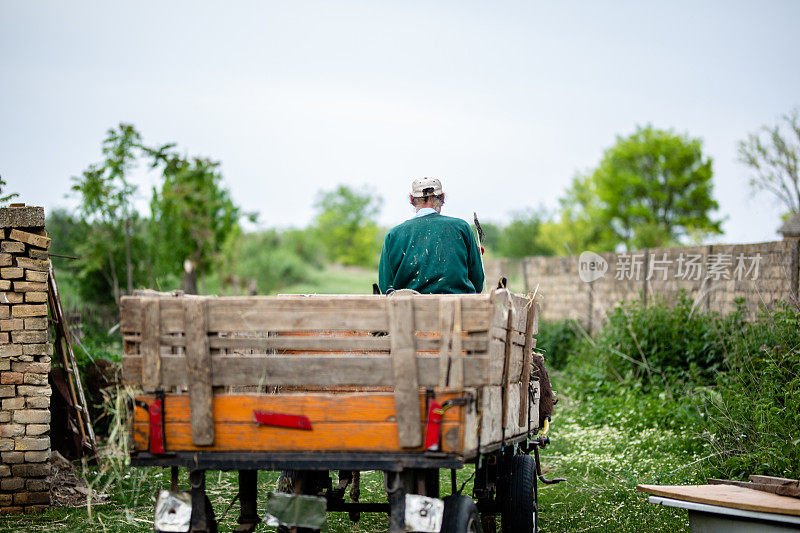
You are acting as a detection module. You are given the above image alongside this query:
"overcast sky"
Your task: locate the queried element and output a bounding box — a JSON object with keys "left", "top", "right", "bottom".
{"left": 1, "top": 1, "right": 798, "bottom": 245}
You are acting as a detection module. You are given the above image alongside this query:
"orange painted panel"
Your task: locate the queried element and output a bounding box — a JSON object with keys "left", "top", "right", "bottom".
{"left": 133, "top": 421, "right": 463, "bottom": 453}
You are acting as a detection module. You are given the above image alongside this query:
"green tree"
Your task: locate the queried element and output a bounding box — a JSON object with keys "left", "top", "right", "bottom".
{"left": 737, "top": 108, "right": 800, "bottom": 216}
{"left": 71, "top": 123, "right": 143, "bottom": 303}
{"left": 312, "top": 185, "right": 383, "bottom": 266}
{"left": 148, "top": 149, "right": 248, "bottom": 292}
{"left": 538, "top": 174, "right": 618, "bottom": 254}
{"left": 495, "top": 208, "right": 554, "bottom": 258}
{"left": 590, "top": 125, "right": 722, "bottom": 249}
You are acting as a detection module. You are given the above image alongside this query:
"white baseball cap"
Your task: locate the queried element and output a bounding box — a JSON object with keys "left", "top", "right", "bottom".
{"left": 411, "top": 177, "right": 443, "bottom": 198}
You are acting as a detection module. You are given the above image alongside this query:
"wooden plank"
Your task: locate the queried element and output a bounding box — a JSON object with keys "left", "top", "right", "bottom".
{"left": 184, "top": 297, "right": 214, "bottom": 446}
{"left": 709, "top": 479, "right": 800, "bottom": 499}
{"left": 637, "top": 484, "right": 800, "bottom": 516}
{"left": 120, "top": 295, "right": 493, "bottom": 334}
{"left": 500, "top": 304, "right": 515, "bottom": 432}
{"left": 519, "top": 295, "right": 536, "bottom": 426}
{"left": 140, "top": 298, "right": 162, "bottom": 389}
{"left": 133, "top": 392, "right": 465, "bottom": 425}
{"left": 133, "top": 420, "right": 464, "bottom": 454}
{"left": 749, "top": 475, "right": 800, "bottom": 487}
{"left": 438, "top": 299, "right": 454, "bottom": 389}
{"left": 479, "top": 386, "right": 502, "bottom": 448}
{"left": 122, "top": 354, "right": 493, "bottom": 388}
{"left": 438, "top": 299, "right": 463, "bottom": 390}
{"left": 388, "top": 297, "right": 422, "bottom": 448}
{"left": 450, "top": 299, "right": 463, "bottom": 389}
{"left": 131, "top": 333, "right": 489, "bottom": 353}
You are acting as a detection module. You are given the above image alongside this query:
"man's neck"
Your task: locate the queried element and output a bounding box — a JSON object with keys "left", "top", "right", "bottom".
{"left": 414, "top": 207, "right": 438, "bottom": 218}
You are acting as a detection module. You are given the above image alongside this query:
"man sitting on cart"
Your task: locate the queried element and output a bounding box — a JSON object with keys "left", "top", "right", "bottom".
{"left": 378, "top": 177, "right": 484, "bottom": 295}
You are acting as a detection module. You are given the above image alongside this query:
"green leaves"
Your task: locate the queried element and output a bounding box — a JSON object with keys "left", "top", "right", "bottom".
{"left": 590, "top": 125, "right": 722, "bottom": 249}
{"left": 312, "top": 185, "right": 383, "bottom": 267}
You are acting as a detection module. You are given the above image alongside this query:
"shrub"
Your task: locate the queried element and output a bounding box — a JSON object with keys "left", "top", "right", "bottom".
{"left": 705, "top": 301, "right": 800, "bottom": 479}
{"left": 537, "top": 319, "right": 583, "bottom": 370}
{"left": 580, "top": 293, "right": 745, "bottom": 390}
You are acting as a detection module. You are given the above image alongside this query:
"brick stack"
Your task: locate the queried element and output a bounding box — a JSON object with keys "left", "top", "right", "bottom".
{"left": 0, "top": 205, "right": 52, "bottom": 514}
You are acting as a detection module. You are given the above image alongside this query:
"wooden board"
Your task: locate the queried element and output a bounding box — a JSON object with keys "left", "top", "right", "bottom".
{"left": 120, "top": 295, "right": 494, "bottom": 335}
{"left": 388, "top": 297, "right": 422, "bottom": 448}
{"left": 122, "top": 354, "right": 493, "bottom": 388}
{"left": 637, "top": 484, "right": 800, "bottom": 517}
{"left": 184, "top": 298, "right": 214, "bottom": 446}
{"left": 140, "top": 298, "right": 161, "bottom": 388}
{"left": 132, "top": 393, "right": 465, "bottom": 454}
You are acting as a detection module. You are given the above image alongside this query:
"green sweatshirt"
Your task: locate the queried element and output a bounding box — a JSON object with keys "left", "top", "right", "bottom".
{"left": 378, "top": 212, "right": 485, "bottom": 294}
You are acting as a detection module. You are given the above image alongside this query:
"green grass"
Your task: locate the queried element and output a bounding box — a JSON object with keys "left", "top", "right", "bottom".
{"left": 276, "top": 264, "right": 377, "bottom": 295}
{"left": 1, "top": 379, "right": 703, "bottom": 533}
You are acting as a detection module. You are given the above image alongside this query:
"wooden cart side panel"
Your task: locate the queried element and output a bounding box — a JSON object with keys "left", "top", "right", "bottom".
{"left": 132, "top": 392, "right": 466, "bottom": 454}
{"left": 122, "top": 354, "right": 493, "bottom": 388}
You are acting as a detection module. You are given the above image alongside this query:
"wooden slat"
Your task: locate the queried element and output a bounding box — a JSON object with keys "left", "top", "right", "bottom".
{"left": 450, "top": 299, "right": 463, "bottom": 389}
{"left": 123, "top": 354, "right": 493, "bottom": 388}
{"left": 128, "top": 334, "right": 489, "bottom": 353}
{"left": 437, "top": 299, "right": 463, "bottom": 390}
{"left": 121, "top": 295, "right": 493, "bottom": 334}
{"left": 388, "top": 297, "right": 422, "bottom": 448}
{"left": 500, "top": 302, "right": 515, "bottom": 432}
{"left": 438, "top": 299, "right": 454, "bottom": 389}
{"left": 184, "top": 298, "right": 214, "bottom": 446}
{"left": 140, "top": 299, "right": 161, "bottom": 388}
{"left": 519, "top": 295, "right": 536, "bottom": 426}
{"left": 637, "top": 484, "right": 800, "bottom": 517}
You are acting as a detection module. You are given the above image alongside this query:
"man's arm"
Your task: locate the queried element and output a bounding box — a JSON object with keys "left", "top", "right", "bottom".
{"left": 465, "top": 223, "right": 485, "bottom": 293}
{"left": 378, "top": 233, "right": 393, "bottom": 294}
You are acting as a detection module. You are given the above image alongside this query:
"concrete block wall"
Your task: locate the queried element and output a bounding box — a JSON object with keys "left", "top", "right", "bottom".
{"left": 0, "top": 205, "right": 52, "bottom": 514}
{"left": 516, "top": 239, "right": 799, "bottom": 331}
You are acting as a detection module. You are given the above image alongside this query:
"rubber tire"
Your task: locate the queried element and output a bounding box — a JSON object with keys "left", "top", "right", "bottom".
{"left": 500, "top": 455, "right": 538, "bottom": 532}
{"left": 440, "top": 495, "right": 483, "bottom": 533}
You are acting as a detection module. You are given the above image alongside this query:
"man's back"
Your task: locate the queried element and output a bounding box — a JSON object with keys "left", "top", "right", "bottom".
{"left": 378, "top": 212, "right": 484, "bottom": 294}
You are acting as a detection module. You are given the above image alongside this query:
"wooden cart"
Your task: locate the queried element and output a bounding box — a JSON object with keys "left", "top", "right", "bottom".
{"left": 121, "top": 289, "right": 553, "bottom": 533}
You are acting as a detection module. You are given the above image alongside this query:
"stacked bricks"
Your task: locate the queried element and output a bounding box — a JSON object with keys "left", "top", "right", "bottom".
{"left": 0, "top": 205, "right": 52, "bottom": 514}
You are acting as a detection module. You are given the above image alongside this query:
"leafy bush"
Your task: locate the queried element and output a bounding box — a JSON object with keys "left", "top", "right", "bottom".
{"left": 705, "top": 301, "right": 800, "bottom": 479}
{"left": 537, "top": 319, "right": 583, "bottom": 370}
{"left": 234, "top": 229, "right": 315, "bottom": 294}
{"left": 579, "top": 293, "right": 745, "bottom": 389}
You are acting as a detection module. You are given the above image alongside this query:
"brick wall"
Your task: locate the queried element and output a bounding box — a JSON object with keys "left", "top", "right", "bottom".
{"left": 0, "top": 206, "right": 52, "bottom": 514}
{"left": 484, "top": 239, "right": 799, "bottom": 332}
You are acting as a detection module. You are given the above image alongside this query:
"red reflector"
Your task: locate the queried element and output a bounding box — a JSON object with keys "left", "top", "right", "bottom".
{"left": 253, "top": 411, "right": 313, "bottom": 431}
{"left": 425, "top": 401, "right": 443, "bottom": 451}
{"left": 149, "top": 398, "right": 165, "bottom": 454}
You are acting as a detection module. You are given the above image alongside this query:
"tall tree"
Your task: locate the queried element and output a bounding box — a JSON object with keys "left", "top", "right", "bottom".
{"left": 737, "top": 108, "right": 800, "bottom": 216}
{"left": 312, "top": 185, "right": 383, "bottom": 266}
{"left": 71, "top": 123, "right": 142, "bottom": 302}
{"left": 589, "top": 125, "right": 722, "bottom": 249}
{"left": 148, "top": 149, "right": 247, "bottom": 292}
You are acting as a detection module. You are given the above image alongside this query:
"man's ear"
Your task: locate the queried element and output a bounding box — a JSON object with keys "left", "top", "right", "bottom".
{"left": 409, "top": 194, "right": 415, "bottom": 205}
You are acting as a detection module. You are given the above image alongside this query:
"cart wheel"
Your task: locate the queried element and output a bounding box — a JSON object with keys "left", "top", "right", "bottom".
{"left": 500, "top": 455, "right": 537, "bottom": 532}
{"left": 440, "top": 495, "right": 483, "bottom": 533}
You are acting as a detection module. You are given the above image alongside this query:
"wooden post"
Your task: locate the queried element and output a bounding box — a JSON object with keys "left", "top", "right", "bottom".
{"left": 388, "top": 297, "right": 422, "bottom": 448}
{"left": 518, "top": 297, "right": 538, "bottom": 427}
{"left": 184, "top": 297, "right": 215, "bottom": 446}
{"left": 438, "top": 298, "right": 463, "bottom": 390}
